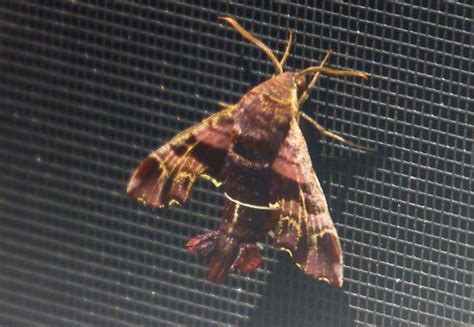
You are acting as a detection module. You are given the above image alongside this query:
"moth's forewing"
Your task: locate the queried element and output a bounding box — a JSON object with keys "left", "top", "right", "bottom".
{"left": 271, "top": 120, "right": 343, "bottom": 287}
{"left": 127, "top": 107, "right": 237, "bottom": 208}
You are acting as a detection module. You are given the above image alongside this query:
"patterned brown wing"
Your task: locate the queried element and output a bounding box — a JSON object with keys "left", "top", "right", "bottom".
{"left": 270, "top": 119, "right": 343, "bottom": 287}
{"left": 127, "top": 106, "right": 237, "bottom": 208}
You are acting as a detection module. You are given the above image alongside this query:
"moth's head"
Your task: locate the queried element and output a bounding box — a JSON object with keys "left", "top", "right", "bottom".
{"left": 294, "top": 73, "right": 307, "bottom": 99}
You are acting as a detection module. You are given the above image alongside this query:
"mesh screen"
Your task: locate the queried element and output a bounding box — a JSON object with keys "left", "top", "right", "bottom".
{"left": 0, "top": 1, "right": 472, "bottom": 326}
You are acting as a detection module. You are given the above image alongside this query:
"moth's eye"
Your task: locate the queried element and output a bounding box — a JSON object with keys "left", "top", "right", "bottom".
{"left": 295, "top": 75, "right": 307, "bottom": 98}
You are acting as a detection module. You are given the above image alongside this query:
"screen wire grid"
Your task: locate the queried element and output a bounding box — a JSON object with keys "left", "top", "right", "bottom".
{"left": 0, "top": 1, "right": 472, "bottom": 326}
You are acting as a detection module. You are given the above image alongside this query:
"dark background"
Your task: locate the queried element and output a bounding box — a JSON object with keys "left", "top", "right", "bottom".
{"left": 0, "top": 1, "right": 472, "bottom": 326}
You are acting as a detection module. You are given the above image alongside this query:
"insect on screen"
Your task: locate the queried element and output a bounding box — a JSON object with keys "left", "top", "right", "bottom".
{"left": 0, "top": 2, "right": 472, "bottom": 326}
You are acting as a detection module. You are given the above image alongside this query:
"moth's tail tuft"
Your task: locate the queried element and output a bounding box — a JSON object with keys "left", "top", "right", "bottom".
{"left": 185, "top": 231, "right": 220, "bottom": 258}
{"left": 186, "top": 231, "right": 262, "bottom": 284}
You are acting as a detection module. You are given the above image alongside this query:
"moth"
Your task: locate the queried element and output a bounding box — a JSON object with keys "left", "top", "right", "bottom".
{"left": 127, "top": 17, "right": 369, "bottom": 286}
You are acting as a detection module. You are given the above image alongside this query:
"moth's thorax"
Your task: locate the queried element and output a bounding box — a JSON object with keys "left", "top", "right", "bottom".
{"left": 232, "top": 72, "right": 300, "bottom": 162}
{"left": 238, "top": 72, "right": 300, "bottom": 114}
{"left": 250, "top": 72, "right": 300, "bottom": 101}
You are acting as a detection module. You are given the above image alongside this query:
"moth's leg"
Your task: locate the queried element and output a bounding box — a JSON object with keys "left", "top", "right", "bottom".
{"left": 279, "top": 29, "right": 294, "bottom": 68}
{"left": 301, "top": 112, "right": 373, "bottom": 152}
{"left": 219, "top": 16, "right": 283, "bottom": 74}
{"left": 298, "top": 50, "right": 332, "bottom": 105}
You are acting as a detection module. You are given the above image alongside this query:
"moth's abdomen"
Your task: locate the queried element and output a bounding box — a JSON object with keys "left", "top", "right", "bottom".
{"left": 184, "top": 150, "right": 277, "bottom": 284}
{"left": 224, "top": 149, "right": 272, "bottom": 206}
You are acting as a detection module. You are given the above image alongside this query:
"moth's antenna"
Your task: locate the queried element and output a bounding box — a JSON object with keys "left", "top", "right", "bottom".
{"left": 298, "top": 50, "right": 332, "bottom": 105}
{"left": 297, "top": 65, "right": 368, "bottom": 80}
{"left": 219, "top": 17, "right": 283, "bottom": 74}
{"left": 279, "top": 29, "right": 294, "bottom": 68}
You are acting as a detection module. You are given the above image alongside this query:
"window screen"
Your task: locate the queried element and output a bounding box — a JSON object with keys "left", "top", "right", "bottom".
{"left": 0, "top": 2, "right": 472, "bottom": 326}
